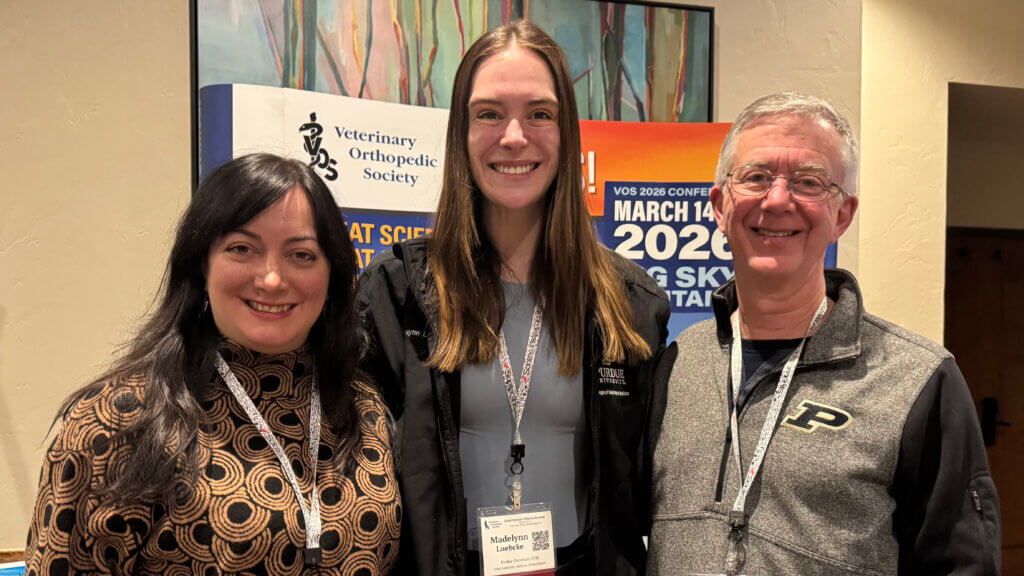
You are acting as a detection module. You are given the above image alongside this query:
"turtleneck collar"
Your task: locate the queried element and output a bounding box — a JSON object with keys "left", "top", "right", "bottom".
{"left": 217, "top": 338, "right": 311, "bottom": 364}
{"left": 214, "top": 339, "right": 316, "bottom": 401}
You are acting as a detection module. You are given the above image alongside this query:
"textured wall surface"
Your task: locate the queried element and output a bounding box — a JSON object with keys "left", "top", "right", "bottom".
{"left": 672, "top": 0, "right": 864, "bottom": 272}
{"left": 0, "top": 2, "right": 190, "bottom": 549}
{"left": 860, "top": 0, "right": 1024, "bottom": 341}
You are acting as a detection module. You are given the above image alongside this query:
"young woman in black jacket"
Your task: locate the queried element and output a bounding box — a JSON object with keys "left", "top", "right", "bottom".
{"left": 358, "top": 21, "right": 669, "bottom": 576}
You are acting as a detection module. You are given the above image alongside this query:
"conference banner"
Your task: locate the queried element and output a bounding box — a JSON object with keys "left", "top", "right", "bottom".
{"left": 579, "top": 120, "right": 733, "bottom": 338}
{"left": 199, "top": 84, "right": 732, "bottom": 339}
{"left": 201, "top": 84, "right": 445, "bottom": 272}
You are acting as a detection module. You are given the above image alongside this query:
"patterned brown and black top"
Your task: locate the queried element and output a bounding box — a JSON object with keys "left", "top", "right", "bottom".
{"left": 25, "top": 341, "right": 401, "bottom": 575}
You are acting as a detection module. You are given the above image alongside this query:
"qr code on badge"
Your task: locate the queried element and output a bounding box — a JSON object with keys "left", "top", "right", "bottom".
{"left": 531, "top": 530, "right": 550, "bottom": 551}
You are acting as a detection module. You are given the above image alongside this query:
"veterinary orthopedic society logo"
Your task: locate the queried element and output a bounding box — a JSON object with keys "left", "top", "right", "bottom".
{"left": 299, "top": 112, "right": 338, "bottom": 181}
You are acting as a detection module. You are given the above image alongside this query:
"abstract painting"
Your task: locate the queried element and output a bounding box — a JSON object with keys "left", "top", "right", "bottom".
{"left": 196, "top": 0, "right": 712, "bottom": 123}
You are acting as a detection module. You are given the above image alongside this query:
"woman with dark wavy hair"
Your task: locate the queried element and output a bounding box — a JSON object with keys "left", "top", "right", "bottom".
{"left": 358, "top": 21, "right": 669, "bottom": 575}
{"left": 26, "top": 153, "right": 400, "bottom": 575}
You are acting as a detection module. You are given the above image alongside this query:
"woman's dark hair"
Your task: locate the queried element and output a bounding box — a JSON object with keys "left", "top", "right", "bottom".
{"left": 56, "top": 153, "right": 364, "bottom": 504}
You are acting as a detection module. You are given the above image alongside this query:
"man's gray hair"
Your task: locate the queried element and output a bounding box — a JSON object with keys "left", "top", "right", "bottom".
{"left": 715, "top": 92, "right": 858, "bottom": 197}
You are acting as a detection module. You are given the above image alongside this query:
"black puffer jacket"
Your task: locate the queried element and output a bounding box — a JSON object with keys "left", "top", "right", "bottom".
{"left": 356, "top": 237, "right": 670, "bottom": 575}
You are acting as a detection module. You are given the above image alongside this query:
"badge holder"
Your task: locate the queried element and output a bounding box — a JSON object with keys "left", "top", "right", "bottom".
{"left": 477, "top": 502, "right": 555, "bottom": 575}
{"left": 476, "top": 445, "right": 555, "bottom": 576}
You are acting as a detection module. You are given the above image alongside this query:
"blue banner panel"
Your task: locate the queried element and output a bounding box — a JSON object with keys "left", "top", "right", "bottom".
{"left": 344, "top": 210, "right": 433, "bottom": 272}
{"left": 597, "top": 181, "right": 733, "bottom": 326}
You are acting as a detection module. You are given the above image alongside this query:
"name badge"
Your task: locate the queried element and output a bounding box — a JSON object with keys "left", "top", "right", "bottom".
{"left": 477, "top": 503, "right": 556, "bottom": 575}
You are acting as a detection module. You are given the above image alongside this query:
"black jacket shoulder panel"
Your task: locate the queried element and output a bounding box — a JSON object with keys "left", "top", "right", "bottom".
{"left": 604, "top": 246, "right": 667, "bottom": 302}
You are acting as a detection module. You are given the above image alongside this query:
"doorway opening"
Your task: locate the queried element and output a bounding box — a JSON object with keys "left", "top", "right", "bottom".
{"left": 945, "top": 81, "right": 1024, "bottom": 573}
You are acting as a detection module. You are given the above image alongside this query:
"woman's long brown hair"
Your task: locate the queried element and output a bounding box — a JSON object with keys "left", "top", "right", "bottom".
{"left": 427, "top": 20, "right": 651, "bottom": 376}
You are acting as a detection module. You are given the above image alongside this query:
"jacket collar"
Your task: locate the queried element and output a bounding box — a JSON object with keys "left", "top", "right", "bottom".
{"left": 711, "top": 268, "right": 863, "bottom": 366}
{"left": 391, "top": 238, "right": 441, "bottom": 337}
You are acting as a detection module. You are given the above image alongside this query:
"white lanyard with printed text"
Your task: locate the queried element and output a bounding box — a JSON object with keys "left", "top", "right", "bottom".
{"left": 214, "top": 352, "right": 323, "bottom": 566}
{"left": 723, "top": 296, "right": 827, "bottom": 575}
{"left": 727, "top": 296, "right": 828, "bottom": 524}
{"left": 496, "top": 298, "right": 544, "bottom": 510}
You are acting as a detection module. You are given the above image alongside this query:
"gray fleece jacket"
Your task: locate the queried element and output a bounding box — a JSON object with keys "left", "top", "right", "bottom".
{"left": 649, "top": 269, "right": 999, "bottom": 575}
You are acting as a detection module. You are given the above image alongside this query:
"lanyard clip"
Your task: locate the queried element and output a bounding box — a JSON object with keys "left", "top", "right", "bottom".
{"left": 303, "top": 547, "right": 322, "bottom": 566}
{"left": 509, "top": 443, "right": 525, "bottom": 475}
{"left": 728, "top": 510, "right": 746, "bottom": 531}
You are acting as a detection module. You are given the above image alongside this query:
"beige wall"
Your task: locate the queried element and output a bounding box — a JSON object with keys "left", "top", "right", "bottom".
{"left": 0, "top": 2, "right": 190, "bottom": 550}
{"left": 860, "top": 0, "right": 1024, "bottom": 342}
{"left": 8, "top": 0, "right": 1020, "bottom": 556}
{"left": 0, "top": 0, "right": 865, "bottom": 551}
{"left": 675, "top": 0, "right": 864, "bottom": 271}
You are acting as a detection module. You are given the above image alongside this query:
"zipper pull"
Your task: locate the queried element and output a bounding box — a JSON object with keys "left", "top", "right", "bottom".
{"left": 971, "top": 488, "right": 982, "bottom": 512}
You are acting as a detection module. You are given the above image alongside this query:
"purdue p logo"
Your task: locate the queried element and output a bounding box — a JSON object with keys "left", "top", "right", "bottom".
{"left": 781, "top": 400, "right": 851, "bottom": 433}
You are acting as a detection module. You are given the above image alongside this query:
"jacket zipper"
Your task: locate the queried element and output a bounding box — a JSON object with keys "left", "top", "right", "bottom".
{"left": 714, "top": 426, "right": 731, "bottom": 503}
{"left": 585, "top": 320, "right": 601, "bottom": 568}
{"left": 434, "top": 379, "right": 465, "bottom": 575}
{"left": 440, "top": 430, "right": 462, "bottom": 574}
{"left": 713, "top": 361, "right": 781, "bottom": 504}
{"left": 419, "top": 326, "right": 464, "bottom": 574}
{"left": 715, "top": 342, "right": 736, "bottom": 503}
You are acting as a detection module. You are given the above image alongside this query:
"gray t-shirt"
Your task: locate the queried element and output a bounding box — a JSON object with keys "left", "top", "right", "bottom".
{"left": 460, "top": 281, "right": 589, "bottom": 550}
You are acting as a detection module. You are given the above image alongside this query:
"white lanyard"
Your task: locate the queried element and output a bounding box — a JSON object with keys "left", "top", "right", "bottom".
{"left": 496, "top": 298, "right": 544, "bottom": 509}
{"left": 727, "top": 296, "right": 828, "bottom": 526}
{"left": 214, "top": 352, "right": 323, "bottom": 566}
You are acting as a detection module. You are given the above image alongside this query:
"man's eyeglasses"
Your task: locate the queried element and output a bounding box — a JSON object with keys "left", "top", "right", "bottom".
{"left": 727, "top": 166, "right": 843, "bottom": 203}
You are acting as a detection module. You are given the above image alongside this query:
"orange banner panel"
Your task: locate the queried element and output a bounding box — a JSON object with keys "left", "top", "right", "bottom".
{"left": 579, "top": 121, "right": 732, "bottom": 216}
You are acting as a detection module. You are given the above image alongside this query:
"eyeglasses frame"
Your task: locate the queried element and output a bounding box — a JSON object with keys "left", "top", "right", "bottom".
{"left": 725, "top": 166, "right": 844, "bottom": 203}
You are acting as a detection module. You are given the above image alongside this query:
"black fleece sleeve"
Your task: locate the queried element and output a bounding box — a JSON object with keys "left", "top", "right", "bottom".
{"left": 892, "top": 357, "right": 1001, "bottom": 575}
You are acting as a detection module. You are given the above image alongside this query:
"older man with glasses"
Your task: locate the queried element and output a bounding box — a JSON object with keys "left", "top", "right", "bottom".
{"left": 648, "top": 92, "right": 1000, "bottom": 575}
